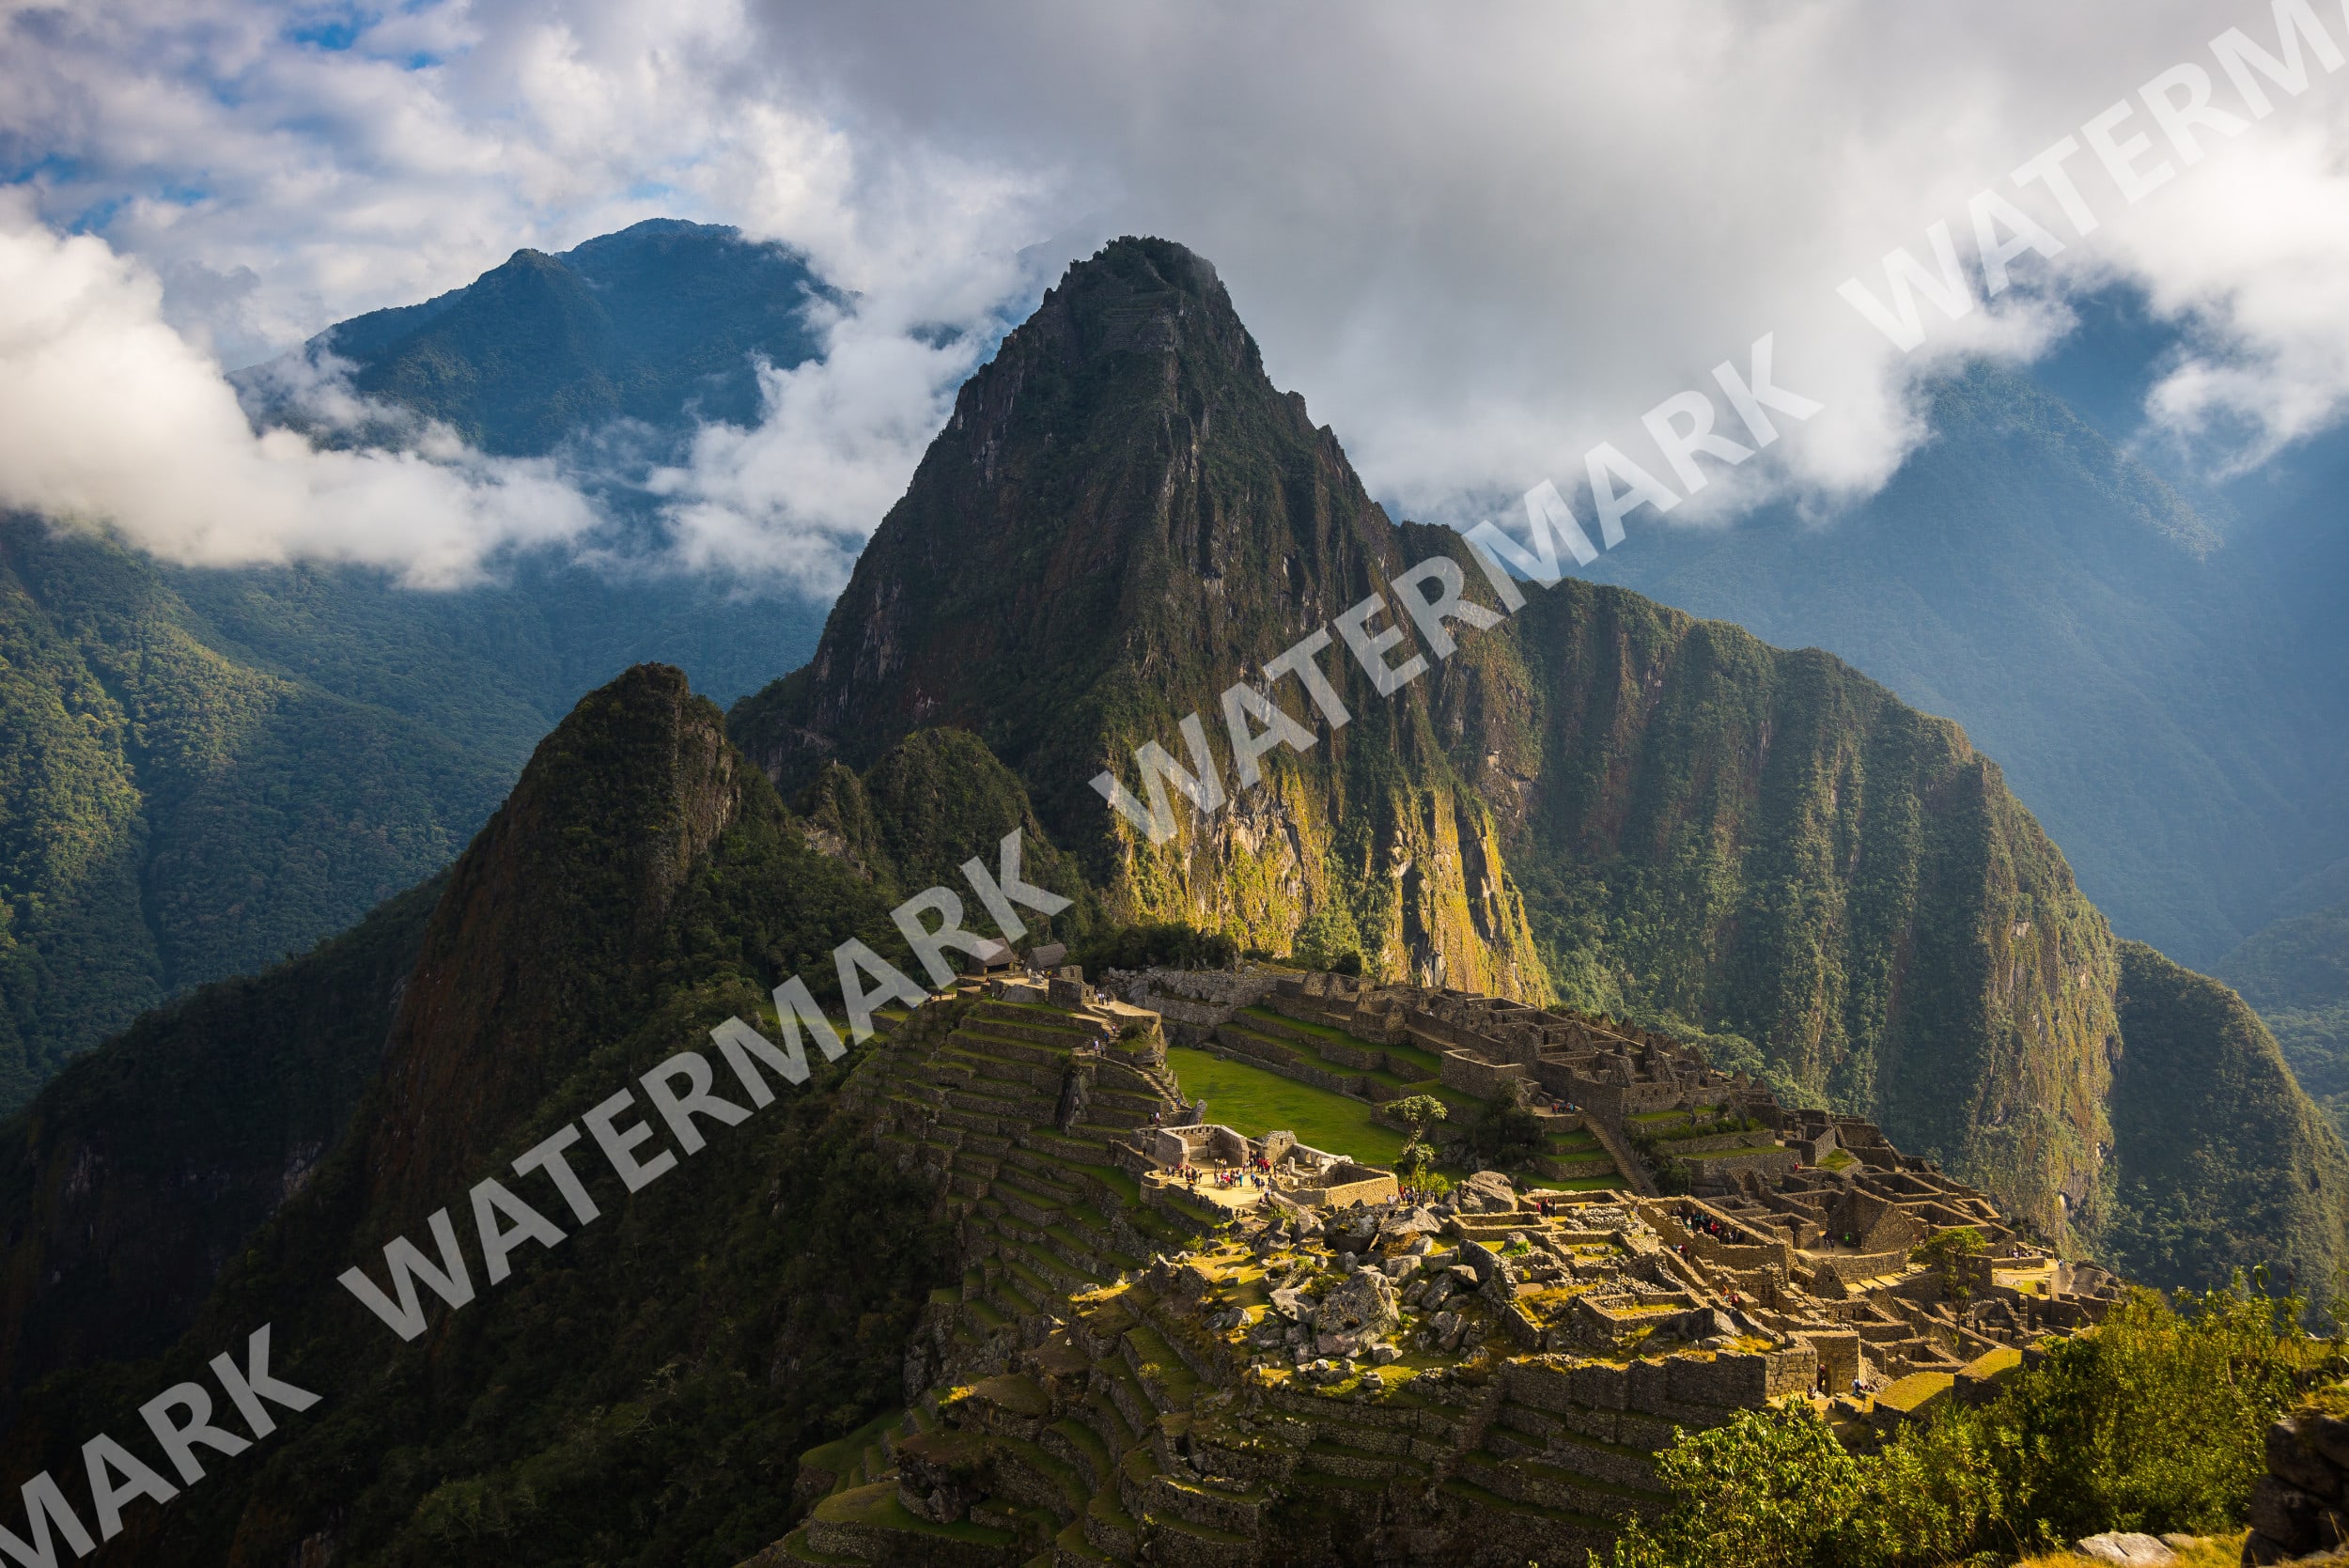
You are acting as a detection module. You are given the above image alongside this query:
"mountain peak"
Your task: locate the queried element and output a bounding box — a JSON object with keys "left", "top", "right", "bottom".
{"left": 730, "top": 236, "right": 1550, "bottom": 998}
{"left": 367, "top": 662, "right": 741, "bottom": 1217}
{"left": 245, "top": 219, "right": 834, "bottom": 454}
{"left": 734, "top": 236, "right": 1391, "bottom": 818}
{"left": 1014, "top": 235, "right": 1264, "bottom": 396}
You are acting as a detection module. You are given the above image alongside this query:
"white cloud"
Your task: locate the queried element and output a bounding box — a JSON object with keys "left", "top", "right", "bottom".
{"left": 0, "top": 194, "right": 596, "bottom": 585}
{"left": 8, "top": 0, "right": 2349, "bottom": 580}
{"left": 0, "top": 0, "right": 1064, "bottom": 588}
{"left": 735, "top": 0, "right": 2349, "bottom": 514}
{"left": 645, "top": 303, "right": 987, "bottom": 592}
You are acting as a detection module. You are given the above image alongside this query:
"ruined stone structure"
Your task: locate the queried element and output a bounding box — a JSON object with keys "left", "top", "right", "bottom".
{"left": 743, "top": 968, "right": 2119, "bottom": 1568}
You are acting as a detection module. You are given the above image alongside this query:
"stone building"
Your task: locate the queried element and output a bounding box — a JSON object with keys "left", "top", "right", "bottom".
{"left": 743, "top": 966, "right": 2120, "bottom": 1568}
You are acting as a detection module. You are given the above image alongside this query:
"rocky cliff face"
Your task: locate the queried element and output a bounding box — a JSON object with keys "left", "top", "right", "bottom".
{"left": 732, "top": 237, "right": 2168, "bottom": 1251}
{"left": 1431, "top": 566, "right": 2126, "bottom": 1246}
{"left": 732, "top": 237, "right": 1548, "bottom": 998}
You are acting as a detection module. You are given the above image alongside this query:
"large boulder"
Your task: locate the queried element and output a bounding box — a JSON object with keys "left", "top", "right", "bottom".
{"left": 1378, "top": 1205, "right": 1443, "bottom": 1244}
{"left": 1315, "top": 1267, "right": 1400, "bottom": 1343}
{"left": 1268, "top": 1285, "right": 1316, "bottom": 1322}
{"left": 1455, "top": 1171, "right": 1519, "bottom": 1213}
{"left": 2244, "top": 1402, "right": 2349, "bottom": 1561}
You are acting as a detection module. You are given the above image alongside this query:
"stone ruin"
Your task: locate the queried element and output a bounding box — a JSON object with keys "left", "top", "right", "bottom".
{"left": 741, "top": 966, "right": 2126, "bottom": 1568}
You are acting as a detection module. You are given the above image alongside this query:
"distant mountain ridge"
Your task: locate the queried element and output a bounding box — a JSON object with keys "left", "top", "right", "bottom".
{"left": 1574, "top": 363, "right": 2346, "bottom": 968}
{"left": 0, "top": 221, "right": 845, "bottom": 1107}
{"left": 2220, "top": 899, "right": 2349, "bottom": 1142}
{"left": 244, "top": 217, "right": 839, "bottom": 457}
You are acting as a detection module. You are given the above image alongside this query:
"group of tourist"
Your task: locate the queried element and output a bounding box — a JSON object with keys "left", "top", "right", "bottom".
{"left": 1174, "top": 1163, "right": 1267, "bottom": 1192}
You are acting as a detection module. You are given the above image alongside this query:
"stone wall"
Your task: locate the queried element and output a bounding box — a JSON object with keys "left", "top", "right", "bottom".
{"left": 1683, "top": 1146, "right": 1799, "bottom": 1188}
{"left": 1106, "top": 967, "right": 1282, "bottom": 1010}
{"left": 2245, "top": 1392, "right": 2349, "bottom": 1562}
{"left": 1440, "top": 1048, "right": 1527, "bottom": 1098}
{"left": 1501, "top": 1345, "right": 1820, "bottom": 1429}
{"left": 1804, "top": 1250, "right": 1913, "bottom": 1294}
{"left": 1795, "top": 1329, "right": 1862, "bottom": 1393}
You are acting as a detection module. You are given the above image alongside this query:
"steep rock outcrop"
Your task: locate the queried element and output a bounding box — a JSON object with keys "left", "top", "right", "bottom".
{"left": 732, "top": 237, "right": 1547, "bottom": 995}
{"left": 1437, "top": 571, "right": 2123, "bottom": 1246}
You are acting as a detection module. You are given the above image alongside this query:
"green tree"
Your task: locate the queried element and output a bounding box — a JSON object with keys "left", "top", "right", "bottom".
{"left": 1605, "top": 1401, "right": 1867, "bottom": 1568}
{"left": 1911, "top": 1225, "right": 1986, "bottom": 1305}
{"left": 1291, "top": 903, "right": 1365, "bottom": 974}
{"left": 1606, "top": 1277, "right": 2342, "bottom": 1568}
{"left": 1469, "top": 1079, "right": 1546, "bottom": 1169}
{"left": 1069, "top": 921, "right": 1236, "bottom": 973}
{"left": 1391, "top": 1094, "right": 1447, "bottom": 1179}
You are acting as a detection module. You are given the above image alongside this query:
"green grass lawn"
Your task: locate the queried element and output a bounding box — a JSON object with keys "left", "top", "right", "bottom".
{"left": 1379, "top": 1038, "right": 1446, "bottom": 1076}
{"left": 1237, "top": 1005, "right": 1387, "bottom": 1055}
{"left": 1165, "top": 1047, "right": 1408, "bottom": 1165}
{"left": 1433, "top": 1086, "right": 1492, "bottom": 1119}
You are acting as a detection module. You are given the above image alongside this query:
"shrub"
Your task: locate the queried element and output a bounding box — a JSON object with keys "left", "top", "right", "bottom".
{"left": 1468, "top": 1082, "right": 1546, "bottom": 1168}
{"left": 1290, "top": 903, "right": 1366, "bottom": 975}
{"left": 1070, "top": 921, "right": 1237, "bottom": 973}
{"left": 1606, "top": 1277, "right": 2344, "bottom": 1568}
{"left": 1606, "top": 1401, "right": 1869, "bottom": 1568}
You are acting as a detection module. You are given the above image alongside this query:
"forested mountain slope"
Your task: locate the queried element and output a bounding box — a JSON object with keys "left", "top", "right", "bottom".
{"left": 0, "top": 523, "right": 515, "bottom": 1108}
{"left": 2108, "top": 939, "right": 2349, "bottom": 1295}
{"left": 1443, "top": 571, "right": 2126, "bottom": 1247}
{"left": 0, "top": 877, "right": 441, "bottom": 1415}
{"left": 0, "top": 665, "right": 1008, "bottom": 1565}
{"left": 732, "top": 236, "right": 2343, "bottom": 1273}
{"left": 2220, "top": 899, "right": 2349, "bottom": 1142}
{"left": 0, "top": 222, "right": 839, "bottom": 1106}
{"left": 1576, "top": 365, "right": 2345, "bottom": 968}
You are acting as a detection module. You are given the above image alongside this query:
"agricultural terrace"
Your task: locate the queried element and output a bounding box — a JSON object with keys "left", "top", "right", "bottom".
{"left": 1162, "top": 1046, "right": 1409, "bottom": 1165}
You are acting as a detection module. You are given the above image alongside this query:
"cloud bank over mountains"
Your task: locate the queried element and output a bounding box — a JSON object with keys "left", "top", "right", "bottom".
{"left": 8, "top": 0, "right": 2349, "bottom": 583}
{"left": 0, "top": 195, "right": 596, "bottom": 585}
